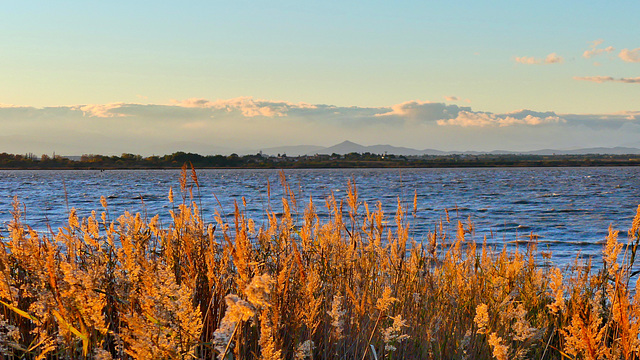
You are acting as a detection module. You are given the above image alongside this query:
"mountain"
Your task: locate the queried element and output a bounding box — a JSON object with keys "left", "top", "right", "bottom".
{"left": 249, "top": 141, "right": 421, "bottom": 156}
{"left": 367, "top": 144, "right": 430, "bottom": 156}
{"left": 421, "top": 149, "right": 450, "bottom": 155}
{"left": 318, "top": 140, "right": 370, "bottom": 155}
{"left": 313, "top": 141, "right": 445, "bottom": 156}
{"left": 55, "top": 142, "right": 640, "bottom": 158}
{"left": 252, "top": 141, "right": 640, "bottom": 157}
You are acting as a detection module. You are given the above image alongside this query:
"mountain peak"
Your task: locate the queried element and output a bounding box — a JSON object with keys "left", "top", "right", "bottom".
{"left": 336, "top": 140, "right": 360, "bottom": 146}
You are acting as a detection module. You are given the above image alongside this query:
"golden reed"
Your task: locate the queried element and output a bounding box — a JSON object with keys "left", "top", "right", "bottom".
{"left": 1, "top": 167, "right": 640, "bottom": 359}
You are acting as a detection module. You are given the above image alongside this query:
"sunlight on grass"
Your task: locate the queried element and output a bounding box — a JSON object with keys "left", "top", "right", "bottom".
{"left": 1, "top": 167, "right": 640, "bottom": 359}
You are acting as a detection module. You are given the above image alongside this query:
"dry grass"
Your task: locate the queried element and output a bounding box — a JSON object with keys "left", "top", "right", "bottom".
{"left": 1, "top": 167, "right": 640, "bottom": 359}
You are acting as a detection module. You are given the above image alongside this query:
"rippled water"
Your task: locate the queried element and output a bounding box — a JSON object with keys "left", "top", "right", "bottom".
{"left": 1, "top": 167, "right": 639, "bottom": 265}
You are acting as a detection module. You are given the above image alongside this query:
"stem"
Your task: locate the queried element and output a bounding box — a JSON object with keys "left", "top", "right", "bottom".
{"left": 221, "top": 321, "right": 240, "bottom": 360}
{"left": 361, "top": 311, "right": 384, "bottom": 360}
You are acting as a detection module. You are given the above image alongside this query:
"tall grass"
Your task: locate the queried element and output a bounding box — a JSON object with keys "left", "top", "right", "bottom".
{"left": 1, "top": 167, "right": 640, "bottom": 359}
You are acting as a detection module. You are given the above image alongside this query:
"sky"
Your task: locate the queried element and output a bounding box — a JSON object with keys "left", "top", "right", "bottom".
{"left": 1, "top": 0, "right": 639, "bottom": 155}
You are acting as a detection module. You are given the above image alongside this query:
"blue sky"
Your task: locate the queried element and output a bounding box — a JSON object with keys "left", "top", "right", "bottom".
{"left": 1, "top": 1, "right": 639, "bottom": 154}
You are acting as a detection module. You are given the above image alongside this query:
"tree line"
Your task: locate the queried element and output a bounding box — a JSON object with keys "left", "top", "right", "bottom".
{"left": 1, "top": 151, "right": 639, "bottom": 169}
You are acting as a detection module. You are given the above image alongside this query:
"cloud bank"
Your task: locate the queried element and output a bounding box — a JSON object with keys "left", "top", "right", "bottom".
{"left": 1, "top": 98, "right": 639, "bottom": 155}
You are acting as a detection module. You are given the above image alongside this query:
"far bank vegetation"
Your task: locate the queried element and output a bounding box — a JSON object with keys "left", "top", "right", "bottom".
{"left": 3, "top": 151, "right": 640, "bottom": 169}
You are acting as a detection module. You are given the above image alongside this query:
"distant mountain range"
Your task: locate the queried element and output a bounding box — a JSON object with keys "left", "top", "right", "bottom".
{"left": 255, "top": 141, "right": 640, "bottom": 156}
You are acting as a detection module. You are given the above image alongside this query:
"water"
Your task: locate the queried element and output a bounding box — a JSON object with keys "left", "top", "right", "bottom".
{"left": 1, "top": 167, "right": 639, "bottom": 266}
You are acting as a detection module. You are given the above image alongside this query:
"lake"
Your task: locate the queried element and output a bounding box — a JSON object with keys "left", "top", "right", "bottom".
{"left": 1, "top": 167, "right": 639, "bottom": 266}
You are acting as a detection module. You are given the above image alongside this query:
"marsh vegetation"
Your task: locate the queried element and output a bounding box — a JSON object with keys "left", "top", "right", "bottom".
{"left": 1, "top": 168, "right": 640, "bottom": 359}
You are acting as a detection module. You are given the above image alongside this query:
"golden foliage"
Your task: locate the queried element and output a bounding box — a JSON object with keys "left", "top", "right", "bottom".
{"left": 1, "top": 174, "right": 640, "bottom": 359}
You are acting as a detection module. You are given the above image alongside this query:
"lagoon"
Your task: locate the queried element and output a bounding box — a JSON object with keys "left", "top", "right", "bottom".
{"left": 1, "top": 167, "right": 639, "bottom": 264}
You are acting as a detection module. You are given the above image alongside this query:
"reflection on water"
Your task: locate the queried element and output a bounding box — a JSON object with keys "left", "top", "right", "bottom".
{"left": 1, "top": 167, "right": 639, "bottom": 265}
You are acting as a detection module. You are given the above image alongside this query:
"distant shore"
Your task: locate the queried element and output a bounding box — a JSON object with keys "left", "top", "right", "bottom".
{"left": 2, "top": 151, "right": 640, "bottom": 170}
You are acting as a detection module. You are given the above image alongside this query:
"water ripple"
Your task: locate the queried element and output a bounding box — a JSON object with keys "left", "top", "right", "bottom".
{"left": 1, "top": 167, "right": 639, "bottom": 267}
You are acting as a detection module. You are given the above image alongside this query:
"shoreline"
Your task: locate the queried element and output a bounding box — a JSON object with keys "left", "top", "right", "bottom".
{"left": 2, "top": 163, "right": 640, "bottom": 170}
{"left": 3, "top": 152, "right": 640, "bottom": 170}
{"left": 3, "top": 160, "right": 640, "bottom": 170}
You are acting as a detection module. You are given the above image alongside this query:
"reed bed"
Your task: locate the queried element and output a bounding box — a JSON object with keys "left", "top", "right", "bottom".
{"left": 1, "top": 167, "right": 640, "bottom": 359}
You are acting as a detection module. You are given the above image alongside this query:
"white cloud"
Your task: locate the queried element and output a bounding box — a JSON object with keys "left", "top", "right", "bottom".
{"left": 583, "top": 39, "right": 615, "bottom": 58}
{"left": 375, "top": 100, "right": 469, "bottom": 122}
{"left": 437, "top": 111, "right": 564, "bottom": 127}
{"left": 544, "top": 53, "right": 563, "bottom": 64}
{"left": 514, "top": 53, "right": 563, "bottom": 65}
{"left": 574, "top": 76, "right": 640, "bottom": 83}
{"left": 211, "top": 97, "right": 287, "bottom": 117}
{"left": 72, "top": 103, "right": 128, "bottom": 118}
{"left": 514, "top": 56, "right": 538, "bottom": 65}
{"left": 170, "top": 96, "right": 317, "bottom": 117}
{"left": 0, "top": 103, "right": 21, "bottom": 108}
{"left": 619, "top": 48, "right": 640, "bottom": 63}
{"left": 437, "top": 111, "right": 495, "bottom": 127}
{"left": 378, "top": 102, "right": 564, "bottom": 128}
{"left": 171, "top": 98, "right": 212, "bottom": 108}
{"left": 377, "top": 100, "right": 433, "bottom": 117}
{"left": 618, "top": 111, "right": 640, "bottom": 120}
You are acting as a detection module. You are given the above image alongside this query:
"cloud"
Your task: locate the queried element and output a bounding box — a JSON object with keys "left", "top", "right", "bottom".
{"left": 375, "top": 100, "right": 469, "bottom": 121}
{"left": 209, "top": 97, "right": 288, "bottom": 117}
{"left": 376, "top": 102, "right": 564, "bottom": 128}
{"left": 170, "top": 96, "right": 317, "bottom": 117}
{"left": 0, "top": 103, "right": 21, "bottom": 108}
{"left": 619, "top": 48, "right": 640, "bottom": 63}
{"left": 514, "top": 53, "right": 563, "bottom": 65}
{"left": 444, "top": 96, "right": 459, "bottom": 101}
{"left": 72, "top": 103, "right": 128, "bottom": 118}
{"left": 0, "top": 97, "right": 638, "bottom": 155}
{"left": 617, "top": 111, "right": 640, "bottom": 120}
{"left": 437, "top": 110, "right": 564, "bottom": 127}
{"left": 436, "top": 112, "right": 495, "bottom": 127}
{"left": 574, "top": 76, "right": 640, "bottom": 83}
{"left": 514, "top": 56, "right": 538, "bottom": 65}
{"left": 544, "top": 53, "right": 563, "bottom": 64}
{"left": 563, "top": 111, "right": 640, "bottom": 121}
{"left": 583, "top": 40, "right": 615, "bottom": 58}
{"left": 559, "top": 111, "right": 640, "bottom": 130}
